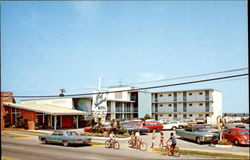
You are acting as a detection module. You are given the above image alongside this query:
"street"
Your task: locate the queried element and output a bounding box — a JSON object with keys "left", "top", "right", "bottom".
{"left": 2, "top": 132, "right": 220, "bottom": 160}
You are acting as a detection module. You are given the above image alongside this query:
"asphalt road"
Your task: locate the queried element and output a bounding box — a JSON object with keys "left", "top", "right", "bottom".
{"left": 2, "top": 135, "right": 210, "bottom": 160}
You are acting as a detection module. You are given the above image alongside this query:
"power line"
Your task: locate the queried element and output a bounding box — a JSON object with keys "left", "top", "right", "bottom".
{"left": 1, "top": 73, "right": 248, "bottom": 98}
{"left": 122, "top": 67, "right": 248, "bottom": 86}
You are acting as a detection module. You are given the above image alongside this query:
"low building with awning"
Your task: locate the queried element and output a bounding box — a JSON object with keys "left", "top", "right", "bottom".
{"left": 3, "top": 102, "right": 89, "bottom": 130}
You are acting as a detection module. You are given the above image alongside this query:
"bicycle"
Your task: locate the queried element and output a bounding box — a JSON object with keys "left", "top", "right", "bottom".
{"left": 161, "top": 142, "right": 181, "bottom": 157}
{"left": 105, "top": 139, "right": 120, "bottom": 150}
{"left": 128, "top": 138, "right": 147, "bottom": 151}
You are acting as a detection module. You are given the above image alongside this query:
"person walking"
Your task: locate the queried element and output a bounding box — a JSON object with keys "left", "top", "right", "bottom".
{"left": 159, "top": 132, "right": 164, "bottom": 147}
{"left": 151, "top": 130, "right": 156, "bottom": 148}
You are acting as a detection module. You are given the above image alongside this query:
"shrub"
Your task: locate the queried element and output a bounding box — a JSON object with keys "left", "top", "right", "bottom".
{"left": 218, "top": 139, "right": 232, "bottom": 145}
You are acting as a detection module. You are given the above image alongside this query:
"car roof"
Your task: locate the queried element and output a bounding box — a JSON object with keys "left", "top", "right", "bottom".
{"left": 229, "top": 128, "right": 248, "bottom": 131}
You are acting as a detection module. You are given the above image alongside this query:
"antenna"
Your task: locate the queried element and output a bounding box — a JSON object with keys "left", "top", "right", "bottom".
{"left": 118, "top": 79, "right": 123, "bottom": 86}
{"left": 59, "top": 89, "right": 66, "bottom": 97}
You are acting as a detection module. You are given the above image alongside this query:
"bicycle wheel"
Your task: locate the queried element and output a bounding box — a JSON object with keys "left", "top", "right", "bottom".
{"left": 173, "top": 147, "right": 181, "bottom": 157}
{"left": 139, "top": 142, "right": 147, "bottom": 151}
{"left": 128, "top": 140, "right": 133, "bottom": 148}
{"left": 113, "top": 141, "right": 120, "bottom": 150}
{"left": 161, "top": 146, "right": 168, "bottom": 155}
{"left": 105, "top": 140, "right": 111, "bottom": 148}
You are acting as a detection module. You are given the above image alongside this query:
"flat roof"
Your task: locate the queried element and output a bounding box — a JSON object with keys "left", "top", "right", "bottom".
{"left": 3, "top": 102, "right": 89, "bottom": 115}
{"left": 21, "top": 95, "right": 92, "bottom": 102}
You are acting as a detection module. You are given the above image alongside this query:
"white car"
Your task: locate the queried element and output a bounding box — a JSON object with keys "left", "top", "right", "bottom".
{"left": 161, "top": 120, "right": 188, "bottom": 130}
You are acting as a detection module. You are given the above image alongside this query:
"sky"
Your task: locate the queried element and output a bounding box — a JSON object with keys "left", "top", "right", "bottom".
{"left": 1, "top": 1, "right": 248, "bottom": 113}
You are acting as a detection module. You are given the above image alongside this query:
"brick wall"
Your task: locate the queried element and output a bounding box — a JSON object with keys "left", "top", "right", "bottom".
{"left": 1, "top": 92, "right": 15, "bottom": 129}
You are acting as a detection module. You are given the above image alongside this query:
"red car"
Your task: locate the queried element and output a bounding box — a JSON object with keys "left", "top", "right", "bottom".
{"left": 222, "top": 128, "right": 249, "bottom": 145}
{"left": 140, "top": 121, "right": 163, "bottom": 132}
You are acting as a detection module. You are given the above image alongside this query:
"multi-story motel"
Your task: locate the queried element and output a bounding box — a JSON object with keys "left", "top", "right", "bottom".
{"left": 151, "top": 89, "right": 223, "bottom": 124}
{"left": 1, "top": 87, "right": 222, "bottom": 129}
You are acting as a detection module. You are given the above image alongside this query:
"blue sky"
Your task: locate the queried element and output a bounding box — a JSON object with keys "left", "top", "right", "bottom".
{"left": 1, "top": 1, "right": 248, "bottom": 113}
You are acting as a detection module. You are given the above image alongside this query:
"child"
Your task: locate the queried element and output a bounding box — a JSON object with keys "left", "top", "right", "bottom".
{"left": 166, "top": 132, "right": 177, "bottom": 156}
{"left": 159, "top": 132, "right": 164, "bottom": 147}
{"left": 151, "top": 130, "right": 156, "bottom": 148}
{"left": 130, "top": 132, "right": 135, "bottom": 147}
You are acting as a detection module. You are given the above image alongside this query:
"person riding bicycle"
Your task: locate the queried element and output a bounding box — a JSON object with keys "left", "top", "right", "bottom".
{"left": 135, "top": 130, "right": 140, "bottom": 147}
{"left": 166, "top": 132, "right": 177, "bottom": 156}
{"left": 109, "top": 131, "right": 115, "bottom": 146}
{"left": 130, "top": 132, "right": 135, "bottom": 147}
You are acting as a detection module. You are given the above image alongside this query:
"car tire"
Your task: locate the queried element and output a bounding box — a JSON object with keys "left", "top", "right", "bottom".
{"left": 172, "top": 127, "right": 177, "bottom": 131}
{"left": 196, "top": 137, "right": 201, "bottom": 144}
{"left": 234, "top": 139, "right": 239, "bottom": 145}
{"left": 63, "top": 141, "right": 69, "bottom": 147}
{"left": 41, "top": 138, "right": 47, "bottom": 144}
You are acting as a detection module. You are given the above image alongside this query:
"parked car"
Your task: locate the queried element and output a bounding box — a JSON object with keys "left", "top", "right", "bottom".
{"left": 38, "top": 130, "right": 92, "bottom": 147}
{"left": 179, "top": 119, "right": 197, "bottom": 126}
{"left": 161, "top": 120, "right": 188, "bottom": 130}
{"left": 235, "top": 124, "right": 249, "bottom": 130}
{"left": 222, "top": 128, "right": 249, "bottom": 145}
{"left": 195, "top": 117, "right": 205, "bottom": 124}
{"left": 139, "top": 121, "right": 163, "bottom": 132}
{"left": 176, "top": 127, "right": 219, "bottom": 144}
{"left": 224, "top": 121, "right": 244, "bottom": 129}
{"left": 193, "top": 124, "right": 219, "bottom": 133}
{"left": 121, "top": 123, "right": 149, "bottom": 134}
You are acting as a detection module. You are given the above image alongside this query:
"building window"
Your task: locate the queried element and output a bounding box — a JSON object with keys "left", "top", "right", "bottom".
{"left": 205, "top": 114, "right": 209, "bottom": 117}
{"left": 199, "top": 114, "right": 203, "bottom": 117}
{"left": 199, "top": 92, "right": 203, "bottom": 95}
{"left": 189, "top": 103, "right": 192, "bottom": 106}
{"left": 183, "top": 114, "right": 187, "bottom": 119}
{"left": 189, "top": 114, "right": 192, "bottom": 117}
{"left": 115, "top": 92, "right": 122, "bottom": 99}
{"left": 168, "top": 94, "right": 172, "bottom": 97}
{"left": 174, "top": 114, "right": 177, "bottom": 119}
{"left": 159, "top": 94, "right": 163, "bottom": 97}
{"left": 160, "top": 104, "right": 163, "bottom": 107}
{"left": 160, "top": 114, "right": 163, "bottom": 117}
{"left": 183, "top": 103, "right": 187, "bottom": 112}
{"left": 174, "top": 103, "right": 177, "bottom": 112}
{"left": 168, "top": 104, "right": 172, "bottom": 107}
{"left": 205, "top": 102, "right": 209, "bottom": 112}
{"left": 199, "top": 103, "right": 203, "bottom": 106}
{"left": 188, "top": 93, "right": 192, "bottom": 96}
{"left": 169, "top": 114, "right": 172, "bottom": 117}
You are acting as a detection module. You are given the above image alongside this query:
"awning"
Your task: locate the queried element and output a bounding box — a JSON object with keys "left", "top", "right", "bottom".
{"left": 3, "top": 102, "right": 89, "bottom": 115}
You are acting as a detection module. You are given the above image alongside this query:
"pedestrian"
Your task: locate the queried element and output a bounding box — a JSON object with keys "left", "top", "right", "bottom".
{"left": 159, "top": 132, "right": 164, "bottom": 147}
{"left": 151, "top": 130, "right": 156, "bottom": 148}
{"left": 166, "top": 132, "right": 177, "bottom": 156}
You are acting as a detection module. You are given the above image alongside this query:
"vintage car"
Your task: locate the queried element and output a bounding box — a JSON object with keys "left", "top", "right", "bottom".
{"left": 222, "top": 128, "right": 249, "bottom": 145}
{"left": 195, "top": 117, "right": 206, "bottom": 124}
{"left": 193, "top": 124, "right": 219, "bottom": 133}
{"left": 121, "top": 123, "right": 149, "bottom": 134}
{"left": 139, "top": 121, "right": 163, "bottom": 132}
{"left": 161, "top": 120, "right": 189, "bottom": 130}
{"left": 38, "top": 130, "right": 92, "bottom": 147}
{"left": 176, "top": 127, "right": 219, "bottom": 144}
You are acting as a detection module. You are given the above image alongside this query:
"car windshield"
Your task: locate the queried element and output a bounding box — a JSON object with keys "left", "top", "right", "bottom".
{"left": 66, "top": 131, "right": 78, "bottom": 136}
{"left": 239, "top": 131, "right": 249, "bottom": 134}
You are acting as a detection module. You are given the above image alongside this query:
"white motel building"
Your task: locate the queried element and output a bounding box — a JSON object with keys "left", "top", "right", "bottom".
{"left": 6, "top": 86, "right": 222, "bottom": 126}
